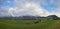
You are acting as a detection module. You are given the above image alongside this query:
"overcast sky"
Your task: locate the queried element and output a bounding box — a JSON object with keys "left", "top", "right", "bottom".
{"left": 0, "top": 0, "right": 60, "bottom": 17}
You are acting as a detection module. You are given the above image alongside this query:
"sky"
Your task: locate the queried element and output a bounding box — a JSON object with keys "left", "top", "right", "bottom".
{"left": 0, "top": 0, "right": 60, "bottom": 17}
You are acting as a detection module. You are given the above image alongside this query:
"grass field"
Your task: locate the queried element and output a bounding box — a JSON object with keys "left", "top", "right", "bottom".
{"left": 0, "top": 19, "right": 60, "bottom": 29}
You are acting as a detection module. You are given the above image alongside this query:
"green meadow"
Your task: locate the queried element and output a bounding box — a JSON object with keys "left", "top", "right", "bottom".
{"left": 0, "top": 19, "right": 60, "bottom": 29}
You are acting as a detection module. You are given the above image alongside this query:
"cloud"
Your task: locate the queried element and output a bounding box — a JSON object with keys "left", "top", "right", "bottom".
{"left": 9, "top": 0, "right": 60, "bottom": 17}
{"left": 54, "top": 0, "right": 60, "bottom": 10}
{"left": 0, "top": 6, "right": 10, "bottom": 17}
{"left": 0, "top": 0, "right": 14, "bottom": 17}
{"left": 40, "top": 0, "right": 60, "bottom": 17}
{"left": 8, "top": 2, "right": 50, "bottom": 17}
{"left": 5, "top": 0, "right": 50, "bottom": 17}
{"left": 0, "top": 0, "right": 60, "bottom": 17}
{"left": 49, "top": 0, "right": 60, "bottom": 17}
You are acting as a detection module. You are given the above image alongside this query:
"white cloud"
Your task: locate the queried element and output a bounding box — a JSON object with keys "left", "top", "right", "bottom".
{"left": 7, "top": 0, "right": 50, "bottom": 17}
{"left": 0, "top": 6, "right": 10, "bottom": 17}
{"left": 0, "top": 0, "right": 60, "bottom": 17}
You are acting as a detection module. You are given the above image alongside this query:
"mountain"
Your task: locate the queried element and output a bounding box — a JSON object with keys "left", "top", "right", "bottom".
{"left": 47, "top": 15, "right": 59, "bottom": 20}
{"left": 0, "top": 15, "right": 59, "bottom": 20}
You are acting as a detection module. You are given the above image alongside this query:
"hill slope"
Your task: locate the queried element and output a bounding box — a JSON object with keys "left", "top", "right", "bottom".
{"left": 0, "top": 20, "right": 60, "bottom": 29}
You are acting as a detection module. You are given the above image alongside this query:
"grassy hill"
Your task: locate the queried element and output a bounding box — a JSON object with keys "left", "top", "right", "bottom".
{"left": 0, "top": 19, "right": 60, "bottom": 29}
